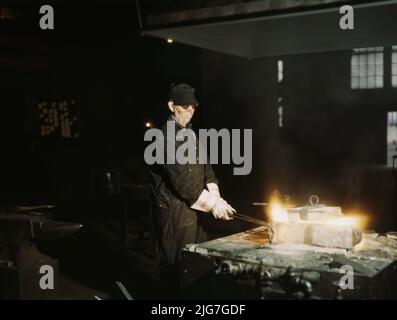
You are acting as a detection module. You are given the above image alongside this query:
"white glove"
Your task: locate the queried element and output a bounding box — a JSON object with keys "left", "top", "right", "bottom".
{"left": 207, "top": 183, "right": 220, "bottom": 197}
{"left": 211, "top": 198, "right": 236, "bottom": 220}
{"left": 191, "top": 189, "right": 219, "bottom": 212}
{"left": 190, "top": 184, "right": 236, "bottom": 221}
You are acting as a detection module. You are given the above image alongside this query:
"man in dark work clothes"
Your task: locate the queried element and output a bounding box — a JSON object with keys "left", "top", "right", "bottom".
{"left": 149, "top": 83, "right": 236, "bottom": 295}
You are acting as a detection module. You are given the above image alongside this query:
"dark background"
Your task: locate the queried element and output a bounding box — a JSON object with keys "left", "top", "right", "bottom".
{"left": 1, "top": 0, "right": 397, "bottom": 298}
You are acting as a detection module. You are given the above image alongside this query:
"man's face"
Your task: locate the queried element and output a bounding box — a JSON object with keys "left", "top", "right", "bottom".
{"left": 168, "top": 101, "right": 196, "bottom": 127}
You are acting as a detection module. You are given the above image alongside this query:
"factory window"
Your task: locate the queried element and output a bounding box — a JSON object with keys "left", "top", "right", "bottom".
{"left": 35, "top": 100, "right": 80, "bottom": 139}
{"left": 278, "top": 97, "right": 283, "bottom": 128}
{"left": 387, "top": 111, "right": 397, "bottom": 168}
{"left": 278, "top": 60, "right": 283, "bottom": 83}
{"left": 277, "top": 60, "right": 284, "bottom": 128}
{"left": 392, "top": 46, "right": 397, "bottom": 87}
{"left": 351, "top": 47, "right": 384, "bottom": 89}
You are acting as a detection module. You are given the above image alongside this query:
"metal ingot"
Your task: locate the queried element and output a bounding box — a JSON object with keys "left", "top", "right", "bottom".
{"left": 271, "top": 221, "right": 362, "bottom": 250}
{"left": 287, "top": 205, "right": 343, "bottom": 222}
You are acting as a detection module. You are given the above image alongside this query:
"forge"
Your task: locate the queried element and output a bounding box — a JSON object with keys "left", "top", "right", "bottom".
{"left": 181, "top": 202, "right": 397, "bottom": 299}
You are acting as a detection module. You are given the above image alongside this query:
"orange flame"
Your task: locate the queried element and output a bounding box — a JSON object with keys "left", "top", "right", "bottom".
{"left": 268, "top": 197, "right": 288, "bottom": 222}
{"left": 266, "top": 193, "right": 368, "bottom": 230}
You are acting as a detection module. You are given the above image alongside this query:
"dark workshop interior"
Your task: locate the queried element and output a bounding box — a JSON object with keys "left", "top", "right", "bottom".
{"left": 1, "top": 0, "right": 397, "bottom": 300}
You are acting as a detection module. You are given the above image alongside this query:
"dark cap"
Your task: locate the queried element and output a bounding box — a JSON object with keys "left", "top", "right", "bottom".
{"left": 169, "top": 83, "right": 199, "bottom": 106}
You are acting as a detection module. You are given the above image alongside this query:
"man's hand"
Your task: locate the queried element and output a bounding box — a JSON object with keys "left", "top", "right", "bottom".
{"left": 190, "top": 185, "right": 236, "bottom": 220}
{"left": 211, "top": 198, "right": 236, "bottom": 220}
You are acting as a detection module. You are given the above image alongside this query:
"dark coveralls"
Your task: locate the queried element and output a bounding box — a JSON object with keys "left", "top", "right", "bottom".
{"left": 150, "top": 117, "right": 218, "bottom": 268}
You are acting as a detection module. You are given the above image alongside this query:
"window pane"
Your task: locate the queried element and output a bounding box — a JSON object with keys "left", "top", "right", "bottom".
{"left": 360, "top": 77, "right": 367, "bottom": 88}
{"left": 278, "top": 60, "right": 283, "bottom": 72}
{"left": 351, "top": 64, "right": 359, "bottom": 76}
{"left": 359, "top": 54, "right": 366, "bottom": 65}
{"left": 392, "top": 63, "right": 397, "bottom": 75}
{"left": 392, "top": 52, "right": 397, "bottom": 63}
{"left": 376, "top": 64, "right": 383, "bottom": 75}
{"left": 376, "top": 53, "right": 383, "bottom": 64}
{"left": 351, "top": 47, "right": 384, "bottom": 90}
{"left": 368, "top": 53, "right": 375, "bottom": 64}
{"left": 351, "top": 77, "right": 359, "bottom": 89}
{"left": 368, "top": 63, "right": 375, "bottom": 76}
{"left": 393, "top": 76, "right": 397, "bottom": 87}
{"left": 367, "top": 76, "right": 375, "bottom": 88}
{"left": 376, "top": 76, "right": 383, "bottom": 88}
{"left": 387, "top": 112, "right": 397, "bottom": 167}
{"left": 360, "top": 64, "right": 367, "bottom": 76}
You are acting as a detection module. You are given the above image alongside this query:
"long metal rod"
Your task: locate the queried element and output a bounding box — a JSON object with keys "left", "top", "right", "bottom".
{"left": 233, "top": 213, "right": 269, "bottom": 227}
{"left": 253, "top": 202, "right": 295, "bottom": 207}
{"left": 116, "top": 281, "right": 134, "bottom": 300}
{"left": 1, "top": 205, "right": 55, "bottom": 213}
{"left": 232, "top": 213, "right": 274, "bottom": 239}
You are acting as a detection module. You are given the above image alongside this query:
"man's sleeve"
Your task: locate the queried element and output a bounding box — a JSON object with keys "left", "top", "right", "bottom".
{"left": 204, "top": 162, "right": 218, "bottom": 185}
{"left": 205, "top": 163, "right": 220, "bottom": 199}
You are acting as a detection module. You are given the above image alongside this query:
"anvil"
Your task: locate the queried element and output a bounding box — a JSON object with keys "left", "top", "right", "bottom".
{"left": 0, "top": 207, "right": 82, "bottom": 299}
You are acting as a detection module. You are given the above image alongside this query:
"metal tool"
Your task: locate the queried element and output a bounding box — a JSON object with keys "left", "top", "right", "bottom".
{"left": 252, "top": 202, "right": 271, "bottom": 206}
{"left": 253, "top": 202, "right": 295, "bottom": 208}
{"left": 232, "top": 212, "right": 274, "bottom": 238}
{"left": 232, "top": 212, "right": 269, "bottom": 227}
{"left": 0, "top": 210, "right": 82, "bottom": 299}
{"left": 1, "top": 205, "right": 55, "bottom": 214}
{"left": 115, "top": 281, "right": 134, "bottom": 300}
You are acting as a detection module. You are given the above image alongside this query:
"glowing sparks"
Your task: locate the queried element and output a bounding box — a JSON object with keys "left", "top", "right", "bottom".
{"left": 268, "top": 198, "right": 288, "bottom": 222}
{"left": 265, "top": 193, "right": 368, "bottom": 230}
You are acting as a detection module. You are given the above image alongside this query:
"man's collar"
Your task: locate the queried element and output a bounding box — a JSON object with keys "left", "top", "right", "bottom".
{"left": 169, "top": 115, "right": 192, "bottom": 129}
